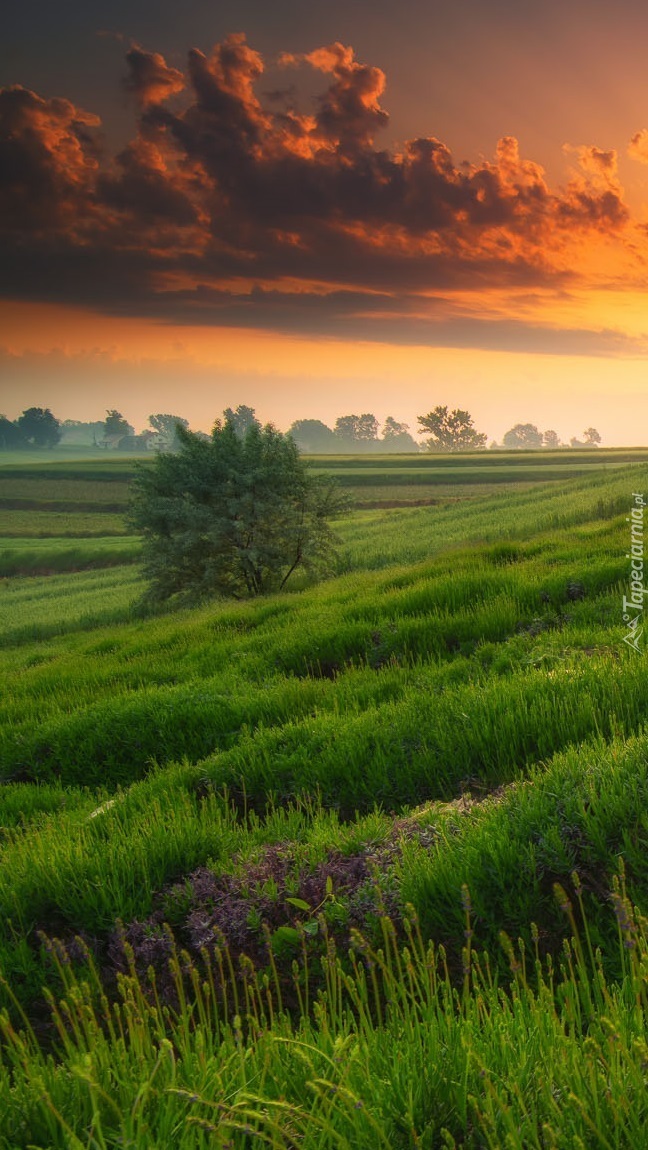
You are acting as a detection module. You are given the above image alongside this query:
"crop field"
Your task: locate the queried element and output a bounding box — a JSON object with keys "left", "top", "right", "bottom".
{"left": 2, "top": 448, "right": 648, "bottom": 1147}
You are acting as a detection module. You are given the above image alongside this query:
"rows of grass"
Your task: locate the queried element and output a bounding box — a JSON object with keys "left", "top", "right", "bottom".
{"left": 0, "top": 568, "right": 143, "bottom": 645}
{"left": 336, "top": 466, "right": 640, "bottom": 570}
{"left": 2, "top": 726, "right": 646, "bottom": 949}
{"left": 0, "top": 450, "right": 145, "bottom": 472}
{"left": 0, "top": 510, "right": 128, "bottom": 537}
{"left": 1, "top": 450, "right": 647, "bottom": 1147}
{"left": 1, "top": 725, "right": 646, "bottom": 1017}
{"left": 351, "top": 480, "right": 545, "bottom": 506}
{"left": 310, "top": 446, "right": 648, "bottom": 467}
{"left": 0, "top": 518, "right": 628, "bottom": 786}
{"left": 2, "top": 733, "right": 648, "bottom": 1146}
{"left": 0, "top": 476, "right": 132, "bottom": 504}
{"left": 1, "top": 454, "right": 635, "bottom": 623}
{"left": 0, "top": 537, "right": 141, "bottom": 577}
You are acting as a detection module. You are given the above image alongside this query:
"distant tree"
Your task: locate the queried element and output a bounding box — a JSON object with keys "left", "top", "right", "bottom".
{"left": 583, "top": 427, "right": 602, "bottom": 446}
{"left": 129, "top": 415, "right": 350, "bottom": 603}
{"left": 380, "top": 417, "right": 419, "bottom": 452}
{"left": 59, "top": 418, "right": 105, "bottom": 445}
{"left": 334, "top": 413, "right": 380, "bottom": 447}
{"left": 417, "top": 407, "right": 487, "bottom": 452}
{"left": 222, "top": 405, "right": 260, "bottom": 438}
{"left": 489, "top": 440, "right": 500, "bottom": 451}
{"left": 16, "top": 407, "right": 61, "bottom": 448}
{"left": 382, "top": 417, "right": 408, "bottom": 439}
{"left": 543, "top": 430, "right": 560, "bottom": 449}
{"left": 102, "top": 410, "right": 134, "bottom": 445}
{"left": 288, "top": 419, "right": 337, "bottom": 453}
{"left": 0, "top": 415, "right": 25, "bottom": 449}
{"left": 333, "top": 415, "right": 358, "bottom": 444}
{"left": 502, "top": 423, "right": 543, "bottom": 449}
{"left": 148, "top": 413, "right": 190, "bottom": 451}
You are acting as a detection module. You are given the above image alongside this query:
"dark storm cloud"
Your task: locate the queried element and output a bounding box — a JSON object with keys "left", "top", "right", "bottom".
{"left": 0, "top": 34, "right": 634, "bottom": 349}
{"left": 97, "top": 137, "right": 198, "bottom": 225}
{"left": 0, "top": 85, "right": 100, "bottom": 231}
{"left": 123, "top": 46, "right": 186, "bottom": 107}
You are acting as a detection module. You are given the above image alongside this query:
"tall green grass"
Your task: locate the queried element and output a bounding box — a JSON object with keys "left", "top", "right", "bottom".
{"left": 1, "top": 867, "right": 648, "bottom": 1148}
{"left": 0, "top": 532, "right": 627, "bottom": 788}
{"left": 0, "top": 537, "right": 140, "bottom": 576}
{"left": 2, "top": 452, "right": 647, "bottom": 1148}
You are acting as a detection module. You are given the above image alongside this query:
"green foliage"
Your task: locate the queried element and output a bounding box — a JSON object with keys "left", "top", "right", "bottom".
{"left": 15, "top": 407, "right": 61, "bottom": 449}
{"left": 129, "top": 419, "right": 349, "bottom": 602}
{"left": 417, "top": 406, "right": 487, "bottom": 452}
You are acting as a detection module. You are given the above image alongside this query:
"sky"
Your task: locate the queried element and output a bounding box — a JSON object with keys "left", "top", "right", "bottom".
{"left": 2, "top": 0, "right": 648, "bottom": 443}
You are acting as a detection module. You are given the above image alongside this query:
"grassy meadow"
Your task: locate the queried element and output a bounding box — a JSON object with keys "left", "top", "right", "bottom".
{"left": 2, "top": 446, "right": 648, "bottom": 1147}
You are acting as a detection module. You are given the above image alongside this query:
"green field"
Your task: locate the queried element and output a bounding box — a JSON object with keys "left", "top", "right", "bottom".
{"left": 2, "top": 448, "right": 648, "bottom": 1147}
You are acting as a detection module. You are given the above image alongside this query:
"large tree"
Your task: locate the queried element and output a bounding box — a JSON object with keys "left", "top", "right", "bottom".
{"left": 15, "top": 407, "right": 61, "bottom": 448}
{"left": 417, "top": 407, "right": 487, "bottom": 452}
{"left": 129, "top": 416, "right": 350, "bottom": 602}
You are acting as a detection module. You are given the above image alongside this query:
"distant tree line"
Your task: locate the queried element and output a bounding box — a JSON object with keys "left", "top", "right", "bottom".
{"left": 62, "top": 410, "right": 191, "bottom": 452}
{"left": 491, "top": 424, "right": 602, "bottom": 450}
{"left": 287, "top": 413, "right": 419, "bottom": 452}
{"left": 0, "top": 404, "right": 603, "bottom": 453}
{"left": 0, "top": 407, "right": 62, "bottom": 449}
{"left": 0, "top": 409, "right": 192, "bottom": 452}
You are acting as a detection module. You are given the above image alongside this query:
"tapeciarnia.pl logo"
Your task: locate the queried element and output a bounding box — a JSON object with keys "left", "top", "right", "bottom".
{"left": 622, "top": 492, "right": 646, "bottom": 653}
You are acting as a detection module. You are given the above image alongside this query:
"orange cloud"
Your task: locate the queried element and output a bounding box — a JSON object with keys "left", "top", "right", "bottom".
{"left": 124, "top": 46, "right": 186, "bottom": 107}
{"left": 558, "top": 143, "right": 627, "bottom": 234}
{"left": 280, "top": 41, "right": 388, "bottom": 152}
{"left": 185, "top": 32, "right": 270, "bottom": 151}
{"left": 628, "top": 128, "right": 648, "bottom": 164}
{"left": 0, "top": 35, "right": 643, "bottom": 352}
{"left": 0, "top": 86, "right": 99, "bottom": 233}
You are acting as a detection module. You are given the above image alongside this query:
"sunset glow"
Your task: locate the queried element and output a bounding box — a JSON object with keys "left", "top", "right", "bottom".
{"left": 3, "top": 1, "right": 648, "bottom": 442}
